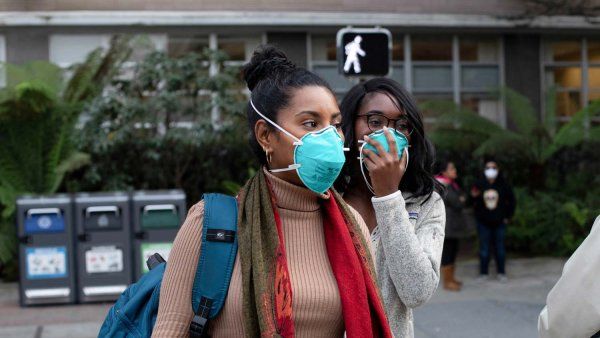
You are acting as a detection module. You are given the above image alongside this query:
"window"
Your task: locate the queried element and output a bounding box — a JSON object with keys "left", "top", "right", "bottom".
{"left": 414, "top": 94, "right": 454, "bottom": 131}
{"left": 50, "top": 35, "right": 111, "bottom": 68}
{"left": 409, "top": 35, "right": 502, "bottom": 123}
{"left": 168, "top": 35, "right": 209, "bottom": 58}
{"left": 459, "top": 37, "right": 502, "bottom": 123}
{"left": 218, "top": 35, "right": 262, "bottom": 66}
{"left": 542, "top": 38, "right": 600, "bottom": 121}
{"left": 129, "top": 35, "right": 167, "bottom": 62}
{"left": 311, "top": 34, "right": 354, "bottom": 95}
{"left": 548, "top": 40, "right": 580, "bottom": 62}
{"left": 50, "top": 34, "right": 166, "bottom": 82}
{"left": 411, "top": 36, "right": 453, "bottom": 94}
{"left": 308, "top": 33, "right": 503, "bottom": 122}
{"left": 412, "top": 36, "right": 452, "bottom": 61}
{"left": 218, "top": 35, "right": 262, "bottom": 93}
{"left": 588, "top": 40, "right": 600, "bottom": 114}
{"left": 461, "top": 95, "right": 502, "bottom": 124}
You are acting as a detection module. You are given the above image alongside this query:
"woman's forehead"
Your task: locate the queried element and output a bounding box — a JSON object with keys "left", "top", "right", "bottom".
{"left": 360, "top": 92, "right": 404, "bottom": 118}
{"left": 287, "top": 86, "right": 338, "bottom": 114}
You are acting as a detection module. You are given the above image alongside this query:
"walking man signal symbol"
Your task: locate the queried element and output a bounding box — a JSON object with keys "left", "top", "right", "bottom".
{"left": 343, "top": 35, "right": 366, "bottom": 74}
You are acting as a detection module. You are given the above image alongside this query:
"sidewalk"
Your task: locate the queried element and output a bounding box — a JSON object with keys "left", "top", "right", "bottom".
{"left": 414, "top": 257, "right": 565, "bottom": 338}
{"left": 0, "top": 283, "right": 109, "bottom": 338}
{"left": 0, "top": 257, "right": 565, "bottom": 338}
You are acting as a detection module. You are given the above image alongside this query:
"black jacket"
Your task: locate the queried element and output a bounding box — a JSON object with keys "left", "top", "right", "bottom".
{"left": 441, "top": 182, "right": 469, "bottom": 238}
{"left": 472, "top": 175, "right": 516, "bottom": 227}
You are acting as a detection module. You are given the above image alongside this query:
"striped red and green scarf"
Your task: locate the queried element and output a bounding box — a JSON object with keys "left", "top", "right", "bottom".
{"left": 237, "top": 169, "right": 392, "bottom": 338}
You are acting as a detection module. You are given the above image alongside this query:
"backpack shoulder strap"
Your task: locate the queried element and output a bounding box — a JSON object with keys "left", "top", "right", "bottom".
{"left": 189, "top": 193, "right": 238, "bottom": 338}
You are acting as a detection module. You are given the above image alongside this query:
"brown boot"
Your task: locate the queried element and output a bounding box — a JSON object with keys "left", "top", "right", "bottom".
{"left": 441, "top": 266, "right": 461, "bottom": 291}
{"left": 450, "top": 265, "right": 463, "bottom": 286}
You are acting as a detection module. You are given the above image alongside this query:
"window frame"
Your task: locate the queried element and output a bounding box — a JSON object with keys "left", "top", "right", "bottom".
{"left": 541, "top": 37, "right": 599, "bottom": 126}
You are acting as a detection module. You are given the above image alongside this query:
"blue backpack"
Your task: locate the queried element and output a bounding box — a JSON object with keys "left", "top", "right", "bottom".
{"left": 98, "top": 193, "right": 238, "bottom": 338}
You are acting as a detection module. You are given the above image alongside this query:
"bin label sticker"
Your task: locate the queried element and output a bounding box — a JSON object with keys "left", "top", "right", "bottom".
{"left": 26, "top": 246, "right": 68, "bottom": 280}
{"left": 141, "top": 243, "right": 173, "bottom": 273}
{"left": 85, "top": 246, "right": 123, "bottom": 274}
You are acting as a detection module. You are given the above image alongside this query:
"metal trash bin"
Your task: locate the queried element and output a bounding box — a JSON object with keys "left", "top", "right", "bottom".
{"left": 131, "top": 190, "right": 186, "bottom": 279}
{"left": 74, "top": 192, "right": 132, "bottom": 303}
{"left": 16, "top": 194, "right": 76, "bottom": 306}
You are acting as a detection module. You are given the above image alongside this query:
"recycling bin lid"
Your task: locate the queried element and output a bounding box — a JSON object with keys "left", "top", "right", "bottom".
{"left": 141, "top": 204, "right": 180, "bottom": 229}
{"left": 74, "top": 192, "right": 129, "bottom": 203}
{"left": 26, "top": 208, "right": 62, "bottom": 217}
{"left": 85, "top": 205, "right": 120, "bottom": 217}
{"left": 17, "top": 194, "right": 71, "bottom": 205}
{"left": 132, "top": 190, "right": 185, "bottom": 201}
{"left": 24, "top": 208, "right": 65, "bottom": 234}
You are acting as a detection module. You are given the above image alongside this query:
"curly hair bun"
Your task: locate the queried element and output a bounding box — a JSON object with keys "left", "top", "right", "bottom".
{"left": 242, "top": 44, "right": 297, "bottom": 91}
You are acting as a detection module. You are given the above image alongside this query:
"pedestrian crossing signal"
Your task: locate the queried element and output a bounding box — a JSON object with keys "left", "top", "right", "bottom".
{"left": 337, "top": 28, "right": 391, "bottom": 77}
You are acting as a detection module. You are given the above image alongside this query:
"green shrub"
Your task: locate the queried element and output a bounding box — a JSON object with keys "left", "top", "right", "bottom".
{"left": 64, "top": 48, "right": 258, "bottom": 205}
{"left": 0, "top": 35, "right": 134, "bottom": 281}
{"left": 427, "top": 91, "right": 600, "bottom": 257}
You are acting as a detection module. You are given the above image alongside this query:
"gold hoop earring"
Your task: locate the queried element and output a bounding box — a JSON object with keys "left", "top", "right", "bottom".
{"left": 265, "top": 150, "right": 272, "bottom": 164}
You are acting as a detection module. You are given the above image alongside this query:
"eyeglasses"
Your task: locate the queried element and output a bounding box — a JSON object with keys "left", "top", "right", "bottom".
{"left": 357, "top": 113, "right": 413, "bottom": 136}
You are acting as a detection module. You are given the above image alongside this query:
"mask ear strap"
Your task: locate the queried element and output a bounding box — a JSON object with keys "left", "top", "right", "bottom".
{"left": 250, "top": 99, "right": 303, "bottom": 146}
{"left": 269, "top": 163, "right": 301, "bottom": 173}
{"left": 358, "top": 142, "right": 376, "bottom": 195}
{"left": 358, "top": 142, "right": 409, "bottom": 195}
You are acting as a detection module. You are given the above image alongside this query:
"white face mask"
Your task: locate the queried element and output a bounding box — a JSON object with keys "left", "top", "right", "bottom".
{"left": 484, "top": 168, "right": 498, "bottom": 180}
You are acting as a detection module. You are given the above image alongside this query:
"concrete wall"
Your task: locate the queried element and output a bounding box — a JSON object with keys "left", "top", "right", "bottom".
{"left": 0, "top": 0, "right": 525, "bottom": 16}
{"left": 266, "top": 32, "right": 307, "bottom": 68}
{"left": 504, "top": 34, "right": 542, "bottom": 118}
{"left": 5, "top": 28, "right": 48, "bottom": 64}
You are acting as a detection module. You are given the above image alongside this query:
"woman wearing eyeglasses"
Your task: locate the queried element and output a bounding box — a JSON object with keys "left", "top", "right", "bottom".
{"left": 335, "top": 77, "right": 445, "bottom": 338}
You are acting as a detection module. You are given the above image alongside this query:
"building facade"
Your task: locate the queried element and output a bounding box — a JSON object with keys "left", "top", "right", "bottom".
{"left": 1, "top": 1, "right": 600, "bottom": 126}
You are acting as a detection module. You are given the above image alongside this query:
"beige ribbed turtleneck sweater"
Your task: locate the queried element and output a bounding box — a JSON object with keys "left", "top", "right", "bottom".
{"left": 152, "top": 170, "right": 373, "bottom": 337}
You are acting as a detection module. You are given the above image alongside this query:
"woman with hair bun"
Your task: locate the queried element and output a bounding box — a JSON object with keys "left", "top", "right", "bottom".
{"left": 153, "top": 45, "right": 392, "bottom": 338}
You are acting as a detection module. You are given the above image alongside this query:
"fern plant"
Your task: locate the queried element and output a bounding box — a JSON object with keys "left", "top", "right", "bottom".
{"left": 426, "top": 87, "right": 600, "bottom": 189}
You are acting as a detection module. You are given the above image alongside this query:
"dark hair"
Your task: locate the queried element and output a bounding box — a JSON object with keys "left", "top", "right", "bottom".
{"left": 483, "top": 155, "right": 498, "bottom": 167}
{"left": 434, "top": 158, "right": 454, "bottom": 176}
{"left": 242, "top": 45, "right": 333, "bottom": 165}
{"left": 334, "top": 77, "right": 443, "bottom": 202}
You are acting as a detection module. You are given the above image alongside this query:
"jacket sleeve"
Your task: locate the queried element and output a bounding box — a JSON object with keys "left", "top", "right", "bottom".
{"left": 153, "top": 202, "right": 205, "bottom": 338}
{"left": 538, "top": 216, "right": 600, "bottom": 338}
{"left": 468, "top": 182, "right": 484, "bottom": 213}
{"left": 444, "top": 187, "right": 464, "bottom": 211}
{"left": 371, "top": 191, "right": 446, "bottom": 308}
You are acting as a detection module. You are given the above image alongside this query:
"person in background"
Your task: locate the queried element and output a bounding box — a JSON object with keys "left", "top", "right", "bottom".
{"left": 471, "top": 157, "right": 515, "bottom": 282}
{"left": 538, "top": 215, "right": 600, "bottom": 338}
{"left": 435, "top": 159, "right": 468, "bottom": 291}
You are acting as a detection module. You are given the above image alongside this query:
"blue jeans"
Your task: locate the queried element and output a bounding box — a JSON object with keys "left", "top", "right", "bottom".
{"left": 477, "top": 222, "right": 506, "bottom": 275}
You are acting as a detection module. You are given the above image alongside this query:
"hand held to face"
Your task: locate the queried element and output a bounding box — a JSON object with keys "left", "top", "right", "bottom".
{"left": 360, "top": 127, "right": 409, "bottom": 197}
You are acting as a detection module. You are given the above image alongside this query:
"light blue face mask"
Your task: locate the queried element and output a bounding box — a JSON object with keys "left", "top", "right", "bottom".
{"left": 250, "top": 100, "right": 348, "bottom": 194}
{"left": 358, "top": 128, "right": 410, "bottom": 194}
